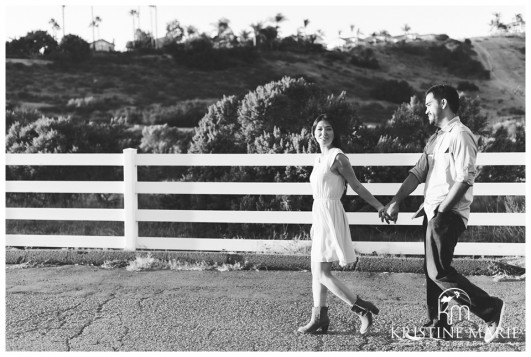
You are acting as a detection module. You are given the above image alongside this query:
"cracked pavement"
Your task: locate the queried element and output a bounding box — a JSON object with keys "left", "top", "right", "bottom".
{"left": 5, "top": 265, "right": 526, "bottom": 351}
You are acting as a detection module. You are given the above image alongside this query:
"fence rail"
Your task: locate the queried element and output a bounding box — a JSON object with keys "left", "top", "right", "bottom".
{"left": 5, "top": 150, "right": 526, "bottom": 256}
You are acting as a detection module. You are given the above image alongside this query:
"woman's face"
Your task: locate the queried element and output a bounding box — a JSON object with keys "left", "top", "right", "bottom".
{"left": 314, "top": 120, "right": 334, "bottom": 147}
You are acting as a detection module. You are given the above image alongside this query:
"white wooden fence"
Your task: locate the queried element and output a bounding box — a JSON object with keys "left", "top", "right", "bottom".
{"left": 5, "top": 150, "right": 526, "bottom": 256}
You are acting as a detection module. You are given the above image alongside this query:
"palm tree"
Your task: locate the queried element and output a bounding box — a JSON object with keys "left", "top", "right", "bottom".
{"left": 186, "top": 25, "right": 198, "bottom": 39}
{"left": 489, "top": 12, "right": 502, "bottom": 32}
{"left": 129, "top": 9, "right": 138, "bottom": 41}
{"left": 89, "top": 16, "right": 102, "bottom": 41}
{"left": 402, "top": 23, "right": 411, "bottom": 35}
{"left": 356, "top": 28, "right": 363, "bottom": 41}
{"left": 271, "top": 13, "right": 286, "bottom": 35}
{"left": 149, "top": 5, "right": 158, "bottom": 47}
{"left": 49, "top": 18, "right": 61, "bottom": 40}
{"left": 250, "top": 21, "right": 263, "bottom": 46}
{"left": 61, "top": 5, "right": 66, "bottom": 37}
{"left": 239, "top": 29, "right": 252, "bottom": 46}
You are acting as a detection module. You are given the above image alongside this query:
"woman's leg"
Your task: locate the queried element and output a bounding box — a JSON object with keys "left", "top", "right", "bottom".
{"left": 314, "top": 262, "right": 357, "bottom": 306}
{"left": 311, "top": 261, "right": 328, "bottom": 306}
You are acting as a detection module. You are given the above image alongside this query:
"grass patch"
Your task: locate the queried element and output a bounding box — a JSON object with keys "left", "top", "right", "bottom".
{"left": 121, "top": 253, "right": 260, "bottom": 272}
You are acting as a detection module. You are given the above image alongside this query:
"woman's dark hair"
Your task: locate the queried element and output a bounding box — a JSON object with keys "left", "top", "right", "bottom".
{"left": 311, "top": 114, "right": 343, "bottom": 150}
{"left": 425, "top": 84, "right": 460, "bottom": 113}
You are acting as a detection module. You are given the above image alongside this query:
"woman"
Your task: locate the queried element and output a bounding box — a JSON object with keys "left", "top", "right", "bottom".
{"left": 298, "top": 114, "right": 386, "bottom": 335}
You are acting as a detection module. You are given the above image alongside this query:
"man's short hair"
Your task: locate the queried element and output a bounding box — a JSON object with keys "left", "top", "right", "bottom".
{"left": 426, "top": 84, "right": 460, "bottom": 113}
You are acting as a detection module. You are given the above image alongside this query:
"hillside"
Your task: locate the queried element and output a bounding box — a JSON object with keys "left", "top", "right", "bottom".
{"left": 6, "top": 35, "right": 525, "bottom": 127}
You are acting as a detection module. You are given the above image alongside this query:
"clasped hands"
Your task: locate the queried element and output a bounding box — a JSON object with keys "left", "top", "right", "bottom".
{"left": 378, "top": 201, "right": 399, "bottom": 224}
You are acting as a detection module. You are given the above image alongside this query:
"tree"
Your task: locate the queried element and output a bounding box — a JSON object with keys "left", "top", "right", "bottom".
{"left": 89, "top": 15, "right": 102, "bottom": 48}
{"left": 239, "top": 30, "right": 253, "bottom": 46}
{"left": 133, "top": 29, "right": 155, "bottom": 49}
{"left": 129, "top": 9, "right": 139, "bottom": 42}
{"left": 489, "top": 12, "right": 508, "bottom": 33}
{"left": 6, "top": 30, "right": 58, "bottom": 58}
{"left": 379, "top": 95, "right": 430, "bottom": 152}
{"left": 402, "top": 24, "right": 411, "bottom": 35}
{"left": 140, "top": 125, "right": 191, "bottom": 153}
{"left": 258, "top": 26, "right": 278, "bottom": 50}
{"left": 49, "top": 18, "right": 61, "bottom": 40}
{"left": 514, "top": 13, "right": 525, "bottom": 25}
{"left": 250, "top": 22, "right": 264, "bottom": 47}
{"left": 185, "top": 25, "right": 199, "bottom": 40}
{"left": 298, "top": 19, "right": 310, "bottom": 37}
{"left": 189, "top": 95, "right": 243, "bottom": 154}
{"left": 457, "top": 96, "right": 489, "bottom": 136}
{"left": 271, "top": 12, "right": 286, "bottom": 35}
{"left": 212, "top": 17, "right": 235, "bottom": 48}
{"left": 165, "top": 19, "right": 184, "bottom": 43}
{"left": 58, "top": 34, "right": 91, "bottom": 62}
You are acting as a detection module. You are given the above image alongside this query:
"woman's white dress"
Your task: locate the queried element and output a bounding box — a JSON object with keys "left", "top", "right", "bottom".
{"left": 309, "top": 147, "right": 357, "bottom": 266}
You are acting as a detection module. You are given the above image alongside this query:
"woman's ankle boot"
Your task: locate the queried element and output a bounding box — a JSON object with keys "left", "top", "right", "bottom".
{"left": 351, "top": 296, "right": 379, "bottom": 334}
{"left": 298, "top": 306, "right": 330, "bottom": 334}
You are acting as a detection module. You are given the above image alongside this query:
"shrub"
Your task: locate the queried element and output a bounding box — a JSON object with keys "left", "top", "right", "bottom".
{"left": 457, "top": 96, "right": 489, "bottom": 136}
{"left": 188, "top": 95, "right": 244, "bottom": 154}
{"left": 370, "top": 79, "right": 416, "bottom": 104}
{"left": 165, "top": 35, "right": 258, "bottom": 70}
{"left": 435, "top": 34, "right": 449, "bottom": 41}
{"left": 56, "top": 34, "right": 92, "bottom": 63}
{"left": 350, "top": 47, "right": 380, "bottom": 69}
{"left": 238, "top": 77, "right": 360, "bottom": 152}
{"left": 457, "top": 81, "right": 479, "bottom": 92}
{"left": 379, "top": 95, "right": 430, "bottom": 151}
{"left": 140, "top": 125, "right": 193, "bottom": 153}
{"left": 5, "top": 109, "right": 41, "bottom": 132}
{"left": 429, "top": 44, "right": 489, "bottom": 79}
{"left": 6, "top": 30, "right": 58, "bottom": 58}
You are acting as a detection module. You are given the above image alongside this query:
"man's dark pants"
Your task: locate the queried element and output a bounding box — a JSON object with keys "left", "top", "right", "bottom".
{"left": 423, "top": 210, "right": 499, "bottom": 324}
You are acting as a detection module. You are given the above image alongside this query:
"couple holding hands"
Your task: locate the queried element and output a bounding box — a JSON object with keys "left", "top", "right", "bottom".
{"left": 298, "top": 84, "right": 505, "bottom": 343}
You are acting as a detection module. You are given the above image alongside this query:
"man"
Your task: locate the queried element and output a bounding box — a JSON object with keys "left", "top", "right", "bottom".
{"left": 380, "top": 84, "right": 505, "bottom": 343}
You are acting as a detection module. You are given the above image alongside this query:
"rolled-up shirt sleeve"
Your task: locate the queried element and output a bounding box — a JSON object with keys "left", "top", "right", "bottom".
{"left": 451, "top": 130, "right": 477, "bottom": 185}
{"left": 409, "top": 151, "right": 429, "bottom": 183}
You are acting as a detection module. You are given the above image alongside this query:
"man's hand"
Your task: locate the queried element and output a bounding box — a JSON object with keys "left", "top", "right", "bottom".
{"left": 383, "top": 201, "right": 399, "bottom": 224}
{"left": 378, "top": 206, "right": 392, "bottom": 224}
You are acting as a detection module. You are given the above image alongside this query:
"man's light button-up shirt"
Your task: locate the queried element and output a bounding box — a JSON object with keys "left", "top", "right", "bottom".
{"left": 408, "top": 116, "right": 478, "bottom": 227}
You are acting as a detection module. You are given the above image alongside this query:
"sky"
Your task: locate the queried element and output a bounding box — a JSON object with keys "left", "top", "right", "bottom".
{"left": 2, "top": 0, "right": 527, "bottom": 51}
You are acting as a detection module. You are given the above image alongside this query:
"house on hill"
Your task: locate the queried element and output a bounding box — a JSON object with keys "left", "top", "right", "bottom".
{"left": 90, "top": 39, "right": 115, "bottom": 52}
{"left": 507, "top": 21, "right": 525, "bottom": 34}
{"left": 390, "top": 33, "right": 419, "bottom": 43}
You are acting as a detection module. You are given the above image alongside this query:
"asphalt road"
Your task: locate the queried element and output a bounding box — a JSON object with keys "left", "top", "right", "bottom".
{"left": 5, "top": 266, "right": 526, "bottom": 352}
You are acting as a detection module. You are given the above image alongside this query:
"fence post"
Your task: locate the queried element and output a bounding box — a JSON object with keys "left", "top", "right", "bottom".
{"left": 123, "top": 148, "right": 138, "bottom": 251}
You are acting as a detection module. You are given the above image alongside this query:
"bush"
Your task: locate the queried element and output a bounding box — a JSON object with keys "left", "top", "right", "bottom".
{"left": 370, "top": 79, "right": 416, "bottom": 104}
{"left": 188, "top": 95, "right": 243, "bottom": 154}
{"left": 140, "top": 125, "right": 194, "bottom": 153}
{"left": 457, "top": 96, "right": 489, "bottom": 136}
{"left": 379, "top": 95, "right": 430, "bottom": 151}
{"left": 278, "top": 35, "right": 326, "bottom": 53}
{"left": 165, "top": 35, "right": 258, "bottom": 70}
{"left": 435, "top": 34, "right": 449, "bottom": 41}
{"left": 457, "top": 81, "right": 479, "bottom": 92}
{"left": 6, "top": 30, "right": 58, "bottom": 58}
{"left": 5, "top": 109, "right": 41, "bottom": 132}
{"left": 429, "top": 44, "right": 489, "bottom": 79}
{"left": 477, "top": 121, "right": 525, "bottom": 183}
{"left": 350, "top": 47, "right": 380, "bottom": 69}
{"left": 56, "top": 34, "right": 92, "bottom": 63}
{"left": 391, "top": 43, "right": 425, "bottom": 56}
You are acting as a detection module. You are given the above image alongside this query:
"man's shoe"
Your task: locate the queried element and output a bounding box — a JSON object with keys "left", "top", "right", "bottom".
{"left": 484, "top": 298, "right": 506, "bottom": 343}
